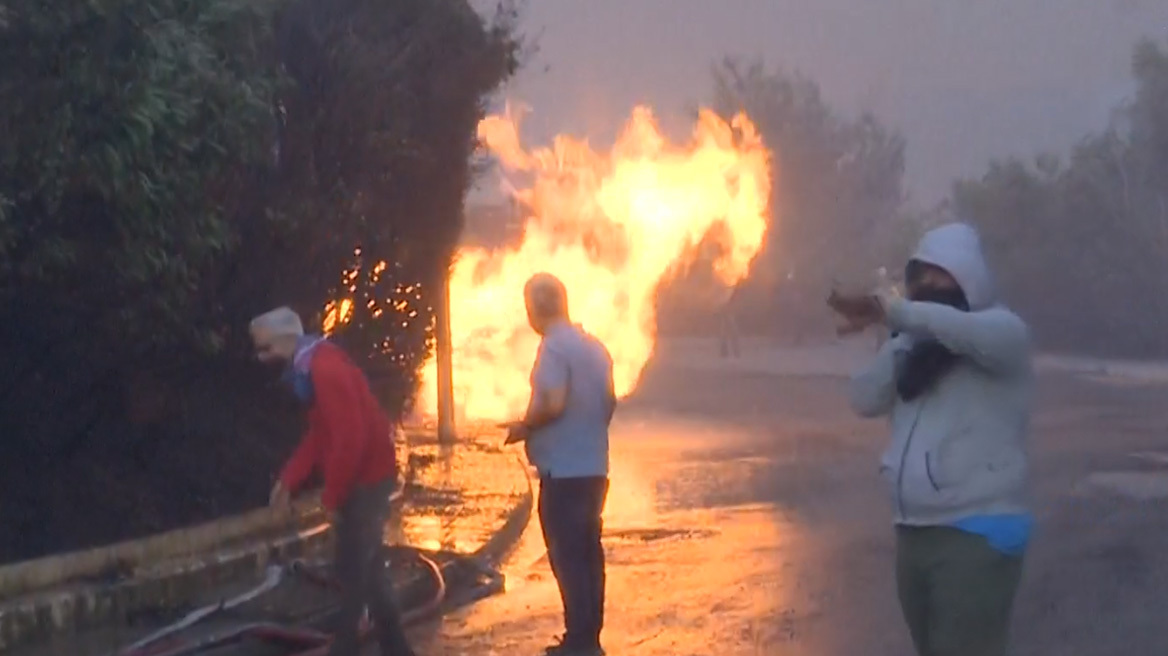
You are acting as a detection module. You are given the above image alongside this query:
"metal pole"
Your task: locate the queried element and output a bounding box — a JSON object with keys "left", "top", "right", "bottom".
{"left": 436, "top": 264, "right": 456, "bottom": 443}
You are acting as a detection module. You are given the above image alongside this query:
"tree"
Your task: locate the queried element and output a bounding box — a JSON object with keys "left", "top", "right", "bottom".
{"left": 0, "top": 0, "right": 520, "bottom": 561}
{"left": 0, "top": 0, "right": 282, "bottom": 344}
{"left": 699, "top": 58, "right": 908, "bottom": 338}
{"left": 954, "top": 38, "right": 1168, "bottom": 357}
{"left": 248, "top": 0, "right": 524, "bottom": 413}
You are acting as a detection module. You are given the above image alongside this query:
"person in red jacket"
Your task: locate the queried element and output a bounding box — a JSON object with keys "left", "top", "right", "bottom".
{"left": 250, "top": 306, "right": 415, "bottom": 656}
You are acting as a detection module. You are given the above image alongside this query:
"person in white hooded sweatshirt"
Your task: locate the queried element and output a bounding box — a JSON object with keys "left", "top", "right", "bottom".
{"left": 830, "top": 223, "right": 1033, "bottom": 656}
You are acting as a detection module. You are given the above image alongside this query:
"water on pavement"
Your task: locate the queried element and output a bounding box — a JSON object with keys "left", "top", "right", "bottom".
{"left": 407, "top": 338, "right": 1168, "bottom": 656}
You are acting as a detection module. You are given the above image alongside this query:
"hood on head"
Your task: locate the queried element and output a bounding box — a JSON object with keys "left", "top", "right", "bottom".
{"left": 909, "top": 223, "right": 995, "bottom": 310}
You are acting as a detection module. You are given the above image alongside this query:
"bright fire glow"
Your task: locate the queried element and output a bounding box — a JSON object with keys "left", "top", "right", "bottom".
{"left": 418, "top": 104, "right": 772, "bottom": 420}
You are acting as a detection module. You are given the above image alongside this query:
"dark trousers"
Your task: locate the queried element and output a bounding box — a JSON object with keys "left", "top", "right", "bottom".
{"left": 539, "top": 475, "right": 610, "bottom": 648}
{"left": 330, "top": 479, "right": 415, "bottom": 656}
{"left": 896, "top": 526, "right": 1024, "bottom": 656}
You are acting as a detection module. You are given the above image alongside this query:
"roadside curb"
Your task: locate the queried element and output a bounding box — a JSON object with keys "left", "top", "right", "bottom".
{"left": 0, "top": 494, "right": 330, "bottom": 603}
{"left": 0, "top": 499, "right": 349, "bottom": 652}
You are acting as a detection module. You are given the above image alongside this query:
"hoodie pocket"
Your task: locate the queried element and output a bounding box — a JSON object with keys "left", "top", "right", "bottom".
{"left": 925, "top": 452, "right": 941, "bottom": 491}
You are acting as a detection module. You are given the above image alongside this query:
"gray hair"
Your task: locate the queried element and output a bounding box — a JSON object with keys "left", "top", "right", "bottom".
{"left": 524, "top": 272, "right": 568, "bottom": 319}
{"left": 250, "top": 306, "right": 304, "bottom": 337}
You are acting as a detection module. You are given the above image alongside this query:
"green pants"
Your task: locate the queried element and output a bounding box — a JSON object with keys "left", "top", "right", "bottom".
{"left": 896, "top": 525, "right": 1024, "bottom": 656}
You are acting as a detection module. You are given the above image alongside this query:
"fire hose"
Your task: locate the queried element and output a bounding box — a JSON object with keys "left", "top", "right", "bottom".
{"left": 116, "top": 545, "right": 506, "bottom": 656}
{"left": 118, "top": 563, "right": 290, "bottom": 655}
{"left": 282, "top": 548, "right": 505, "bottom": 656}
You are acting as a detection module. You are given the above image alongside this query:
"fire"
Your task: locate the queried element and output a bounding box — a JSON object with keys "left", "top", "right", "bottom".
{"left": 419, "top": 104, "right": 771, "bottom": 420}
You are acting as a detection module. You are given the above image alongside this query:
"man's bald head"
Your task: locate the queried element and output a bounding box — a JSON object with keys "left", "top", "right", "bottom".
{"left": 524, "top": 272, "right": 569, "bottom": 334}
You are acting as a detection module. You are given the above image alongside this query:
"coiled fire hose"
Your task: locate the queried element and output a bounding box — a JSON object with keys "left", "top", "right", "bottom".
{"left": 116, "top": 544, "right": 506, "bottom": 656}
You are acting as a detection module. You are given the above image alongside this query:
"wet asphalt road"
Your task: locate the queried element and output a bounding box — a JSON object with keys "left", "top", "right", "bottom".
{"left": 409, "top": 339, "right": 1168, "bottom": 655}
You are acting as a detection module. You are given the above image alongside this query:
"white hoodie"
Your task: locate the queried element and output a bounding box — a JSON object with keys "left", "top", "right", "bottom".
{"left": 849, "top": 223, "right": 1033, "bottom": 525}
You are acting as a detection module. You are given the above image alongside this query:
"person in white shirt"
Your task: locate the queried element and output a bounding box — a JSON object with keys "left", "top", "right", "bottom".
{"left": 504, "top": 273, "right": 616, "bottom": 656}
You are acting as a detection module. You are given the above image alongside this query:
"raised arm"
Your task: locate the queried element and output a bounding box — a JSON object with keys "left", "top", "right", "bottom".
{"left": 885, "top": 300, "right": 1029, "bottom": 374}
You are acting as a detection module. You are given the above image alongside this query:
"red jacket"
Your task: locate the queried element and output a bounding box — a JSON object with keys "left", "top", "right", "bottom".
{"left": 278, "top": 342, "right": 398, "bottom": 510}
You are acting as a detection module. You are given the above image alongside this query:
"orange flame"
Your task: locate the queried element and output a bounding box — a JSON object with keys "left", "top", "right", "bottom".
{"left": 322, "top": 298, "right": 354, "bottom": 335}
{"left": 417, "top": 104, "right": 771, "bottom": 420}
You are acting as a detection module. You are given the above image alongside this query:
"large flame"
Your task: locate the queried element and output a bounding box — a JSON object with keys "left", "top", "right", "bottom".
{"left": 419, "top": 104, "right": 771, "bottom": 420}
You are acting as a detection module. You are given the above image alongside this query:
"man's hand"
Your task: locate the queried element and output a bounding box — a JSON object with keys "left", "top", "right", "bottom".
{"left": 500, "top": 420, "right": 531, "bottom": 445}
{"left": 269, "top": 480, "right": 291, "bottom": 511}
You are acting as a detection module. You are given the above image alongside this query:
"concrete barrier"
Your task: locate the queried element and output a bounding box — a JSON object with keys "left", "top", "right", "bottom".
{"left": 0, "top": 493, "right": 348, "bottom": 652}
{"left": 0, "top": 493, "right": 329, "bottom": 603}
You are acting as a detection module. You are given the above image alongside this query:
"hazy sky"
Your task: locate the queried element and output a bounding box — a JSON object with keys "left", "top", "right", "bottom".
{"left": 473, "top": 0, "right": 1168, "bottom": 207}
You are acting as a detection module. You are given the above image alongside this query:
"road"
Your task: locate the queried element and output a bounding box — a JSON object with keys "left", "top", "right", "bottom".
{"left": 409, "top": 338, "right": 1168, "bottom": 655}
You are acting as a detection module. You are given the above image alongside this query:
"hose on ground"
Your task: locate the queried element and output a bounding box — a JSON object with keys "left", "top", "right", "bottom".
{"left": 283, "top": 548, "right": 447, "bottom": 656}
{"left": 134, "top": 623, "right": 329, "bottom": 656}
{"left": 117, "top": 562, "right": 291, "bottom": 656}
{"left": 439, "top": 557, "right": 506, "bottom": 609}
{"left": 120, "top": 546, "right": 463, "bottom": 656}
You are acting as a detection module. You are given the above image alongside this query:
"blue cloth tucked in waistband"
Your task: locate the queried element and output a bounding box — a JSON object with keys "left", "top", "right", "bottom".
{"left": 951, "top": 513, "right": 1033, "bottom": 556}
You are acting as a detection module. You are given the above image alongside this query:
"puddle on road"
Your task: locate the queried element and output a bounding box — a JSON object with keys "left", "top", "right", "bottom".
{"left": 387, "top": 438, "right": 529, "bottom": 554}
{"left": 413, "top": 417, "right": 808, "bottom": 655}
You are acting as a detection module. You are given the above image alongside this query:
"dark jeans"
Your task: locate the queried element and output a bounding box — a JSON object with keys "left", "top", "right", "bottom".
{"left": 539, "top": 475, "right": 610, "bottom": 649}
{"left": 896, "top": 525, "right": 1024, "bottom": 656}
{"left": 330, "top": 479, "right": 415, "bottom": 656}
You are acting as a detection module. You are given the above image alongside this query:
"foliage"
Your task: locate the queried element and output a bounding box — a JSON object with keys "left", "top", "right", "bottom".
{"left": 675, "top": 58, "right": 908, "bottom": 337}
{"left": 245, "top": 0, "right": 523, "bottom": 411}
{"left": 0, "top": 0, "right": 520, "bottom": 561}
{"left": 0, "top": 0, "right": 282, "bottom": 347}
{"left": 953, "top": 39, "right": 1168, "bottom": 357}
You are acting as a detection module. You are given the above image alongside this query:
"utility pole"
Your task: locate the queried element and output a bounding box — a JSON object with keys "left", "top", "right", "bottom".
{"left": 436, "top": 263, "right": 456, "bottom": 443}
